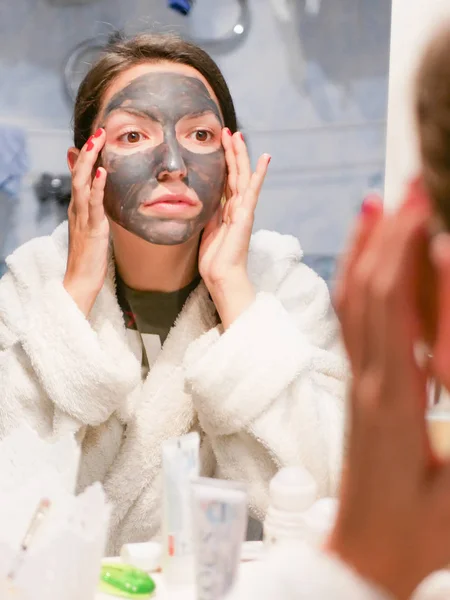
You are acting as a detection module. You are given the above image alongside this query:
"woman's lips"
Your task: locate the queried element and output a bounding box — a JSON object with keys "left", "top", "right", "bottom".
{"left": 139, "top": 194, "right": 201, "bottom": 216}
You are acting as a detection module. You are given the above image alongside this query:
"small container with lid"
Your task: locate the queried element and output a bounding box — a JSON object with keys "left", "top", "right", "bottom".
{"left": 263, "top": 466, "right": 318, "bottom": 546}
{"left": 300, "top": 497, "right": 338, "bottom": 547}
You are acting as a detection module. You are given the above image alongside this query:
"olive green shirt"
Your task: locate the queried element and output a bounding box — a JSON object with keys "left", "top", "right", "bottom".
{"left": 116, "top": 271, "right": 201, "bottom": 378}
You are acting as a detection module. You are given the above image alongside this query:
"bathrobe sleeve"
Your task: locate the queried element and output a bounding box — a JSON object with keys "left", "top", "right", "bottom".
{"left": 184, "top": 233, "right": 347, "bottom": 516}
{"left": 227, "top": 541, "right": 392, "bottom": 600}
{"left": 229, "top": 540, "right": 450, "bottom": 600}
{"left": 0, "top": 234, "right": 140, "bottom": 437}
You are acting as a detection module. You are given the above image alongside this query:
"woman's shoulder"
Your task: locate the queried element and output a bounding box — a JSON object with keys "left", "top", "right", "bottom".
{"left": 248, "top": 229, "right": 324, "bottom": 294}
{"left": 0, "top": 222, "right": 70, "bottom": 338}
{"left": 3, "top": 221, "right": 69, "bottom": 288}
{"left": 249, "top": 229, "right": 303, "bottom": 264}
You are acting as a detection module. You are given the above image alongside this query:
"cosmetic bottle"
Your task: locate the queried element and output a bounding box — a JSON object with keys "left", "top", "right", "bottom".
{"left": 169, "top": 0, "right": 194, "bottom": 15}
{"left": 263, "top": 466, "right": 317, "bottom": 546}
{"left": 427, "top": 380, "right": 450, "bottom": 460}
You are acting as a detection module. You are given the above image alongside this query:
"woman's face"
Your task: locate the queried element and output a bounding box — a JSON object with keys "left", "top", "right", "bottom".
{"left": 95, "top": 62, "right": 227, "bottom": 246}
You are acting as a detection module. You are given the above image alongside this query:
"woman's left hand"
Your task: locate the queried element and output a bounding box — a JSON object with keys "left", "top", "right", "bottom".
{"left": 327, "top": 182, "right": 450, "bottom": 599}
{"left": 199, "top": 128, "right": 271, "bottom": 329}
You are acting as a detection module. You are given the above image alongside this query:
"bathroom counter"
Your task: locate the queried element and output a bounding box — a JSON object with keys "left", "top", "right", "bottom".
{"left": 96, "top": 550, "right": 263, "bottom": 600}
{"left": 94, "top": 561, "right": 450, "bottom": 600}
{"left": 96, "top": 570, "right": 193, "bottom": 600}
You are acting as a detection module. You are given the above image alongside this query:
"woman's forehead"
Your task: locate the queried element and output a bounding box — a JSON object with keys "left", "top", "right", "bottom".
{"left": 98, "top": 61, "right": 222, "bottom": 121}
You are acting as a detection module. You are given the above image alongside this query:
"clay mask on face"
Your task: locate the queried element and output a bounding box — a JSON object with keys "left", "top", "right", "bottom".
{"left": 100, "top": 72, "right": 227, "bottom": 245}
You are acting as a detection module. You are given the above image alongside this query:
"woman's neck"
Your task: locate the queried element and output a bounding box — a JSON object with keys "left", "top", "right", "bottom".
{"left": 111, "top": 222, "right": 200, "bottom": 292}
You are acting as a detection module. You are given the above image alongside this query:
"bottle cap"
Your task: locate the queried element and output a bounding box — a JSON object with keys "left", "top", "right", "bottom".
{"left": 120, "top": 542, "right": 162, "bottom": 572}
{"left": 169, "top": 0, "right": 193, "bottom": 15}
{"left": 269, "top": 467, "right": 317, "bottom": 512}
{"left": 302, "top": 498, "right": 338, "bottom": 543}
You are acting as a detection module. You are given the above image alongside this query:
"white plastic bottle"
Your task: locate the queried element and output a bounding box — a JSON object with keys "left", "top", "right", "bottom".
{"left": 300, "top": 497, "right": 338, "bottom": 547}
{"left": 263, "top": 466, "right": 318, "bottom": 547}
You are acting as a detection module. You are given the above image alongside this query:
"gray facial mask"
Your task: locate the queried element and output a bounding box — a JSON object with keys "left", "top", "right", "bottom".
{"left": 100, "top": 72, "right": 227, "bottom": 245}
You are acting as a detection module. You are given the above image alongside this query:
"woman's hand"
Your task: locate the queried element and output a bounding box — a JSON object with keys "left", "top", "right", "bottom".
{"left": 63, "top": 129, "right": 109, "bottom": 316}
{"left": 327, "top": 182, "right": 450, "bottom": 600}
{"left": 199, "top": 129, "right": 270, "bottom": 329}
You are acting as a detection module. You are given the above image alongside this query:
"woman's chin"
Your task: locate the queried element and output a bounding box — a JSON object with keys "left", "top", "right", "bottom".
{"left": 132, "top": 220, "right": 198, "bottom": 246}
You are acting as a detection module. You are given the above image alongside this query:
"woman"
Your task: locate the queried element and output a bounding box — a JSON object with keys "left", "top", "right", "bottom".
{"left": 231, "top": 23, "right": 450, "bottom": 600}
{"left": 0, "top": 33, "right": 346, "bottom": 554}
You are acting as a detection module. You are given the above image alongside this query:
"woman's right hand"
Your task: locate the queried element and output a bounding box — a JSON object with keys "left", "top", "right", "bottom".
{"left": 63, "top": 129, "right": 109, "bottom": 316}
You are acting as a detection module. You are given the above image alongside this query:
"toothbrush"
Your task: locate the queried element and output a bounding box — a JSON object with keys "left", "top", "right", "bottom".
{"left": 7, "top": 497, "right": 52, "bottom": 582}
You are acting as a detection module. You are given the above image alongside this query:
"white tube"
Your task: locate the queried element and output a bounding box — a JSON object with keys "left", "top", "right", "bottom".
{"left": 161, "top": 431, "right": 200, "bottom": 587}
{"left": 191, "top": 477, "right": 248, "bottom": 600}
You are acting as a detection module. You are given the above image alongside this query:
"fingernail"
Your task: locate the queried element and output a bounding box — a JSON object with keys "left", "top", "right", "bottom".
{"left": 239, "top": 132, "right": 244, "bottom": 142}
{"left": 267, "top": 155, "right": 272, "bottom": 164}
{"left": 94, "top": 128, "right": 103, "bottom": 138}
{"left": 86, "top": 136, "right": 94, "bottom": 151}
{"left": 361, "top": 197, "right": 378, "bottom": 215}
{"left": 224, "top": 127, "right": 232, "bottom": 136}
{"left": 95, "top": 168, "right": 101, "bottom": 178}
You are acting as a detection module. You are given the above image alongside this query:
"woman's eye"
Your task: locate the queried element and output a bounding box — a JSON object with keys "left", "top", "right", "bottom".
{"left": 192, "top": 130, "right": 212, "bottom": 142}
{"left": 120, "top": 131, "right": 143, "bottom": 144}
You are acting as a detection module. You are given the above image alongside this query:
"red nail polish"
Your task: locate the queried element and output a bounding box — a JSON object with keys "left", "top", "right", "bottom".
{"left": 267, "top": 155, "right": 272, "bottom": 164}
{"left": 239, "top": 132, "right": 244, "bottom": 142}
{"left": 86, "top": 136, "right": 94, "bottom": 151}
{"left": 94, "top": 128, "right": 103, "bottom": 138}
{"left": 361, "top": 198, "right": 377, "bottom": 215}
{"left": 224, "top": 127, "right": 232, "bottom": 136}
{"left": 95, "top": 168, "right": 101, "bottom": 178}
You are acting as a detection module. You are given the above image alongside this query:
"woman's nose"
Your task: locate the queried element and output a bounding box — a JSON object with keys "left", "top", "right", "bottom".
{"left": 156, "top": 137, "right": 187, "bottom": 181}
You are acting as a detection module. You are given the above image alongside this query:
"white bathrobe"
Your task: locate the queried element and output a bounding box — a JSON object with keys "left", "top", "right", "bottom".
{"left": 0, "top": 222, "right": 347, "bottom": 554}
{"left": 229, "top": 541, "right": 450, "bottom": 600}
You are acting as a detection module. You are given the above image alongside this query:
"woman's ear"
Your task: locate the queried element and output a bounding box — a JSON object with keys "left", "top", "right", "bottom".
{"left": 67, "top": 147, "right": 80, "bottom": 174}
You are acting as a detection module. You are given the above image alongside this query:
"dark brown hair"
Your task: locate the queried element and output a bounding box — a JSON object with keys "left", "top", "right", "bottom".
{"left": 73, "top": 32, "right": 238, "bottom": 150}
{"left": 415, "top": 23, "right": 450, "bottom": 230}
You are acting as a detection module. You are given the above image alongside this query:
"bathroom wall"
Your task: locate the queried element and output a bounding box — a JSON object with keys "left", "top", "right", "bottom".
{"left": 0, "top": 0, "right": 391, "bottom": 284}
{"left": 385, "top": 0, "right": 450, "bottom": 208}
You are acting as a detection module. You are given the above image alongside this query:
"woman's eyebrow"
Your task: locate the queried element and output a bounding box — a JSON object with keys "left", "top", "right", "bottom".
{"left": 179, "top": 109, "right": 223, "bottom": 123}
{"left": 100, "top": 107, "right": 161, "bottom": 127}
